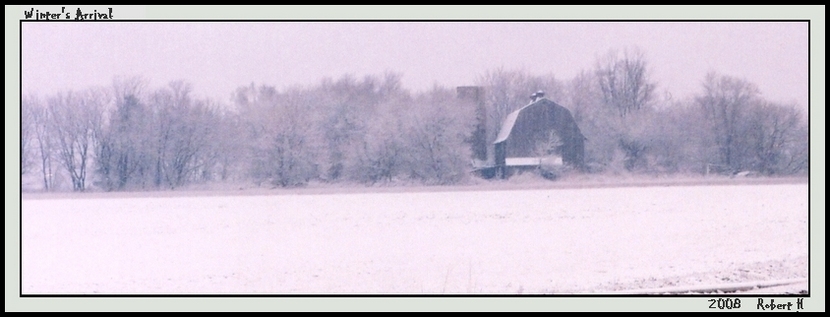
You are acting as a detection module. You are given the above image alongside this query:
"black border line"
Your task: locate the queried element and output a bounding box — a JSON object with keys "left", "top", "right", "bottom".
{"left": 18, "top": 19, "right": 811, "bottom": 22}
{"left": 18, "top": 18, "right": 813, "bottom": 300}
{"left": 806, "top": 18, "right": 811, "bottom": 297}
{"left": 19, "top": 17, "right": 24, "bottom": 298}
{"left": 19, "top": 293, "right": 810, "bottom": 298}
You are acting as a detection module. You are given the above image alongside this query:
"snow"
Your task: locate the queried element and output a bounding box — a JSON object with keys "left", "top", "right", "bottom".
{"left": 21, "top": 183, "right": 808, "bottom": 294}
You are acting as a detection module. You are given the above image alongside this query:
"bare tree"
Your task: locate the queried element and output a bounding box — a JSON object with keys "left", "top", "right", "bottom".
{"left": 563, "top": 70, "right": 617, "bottom": 169}
{"left": 26, "top": 95, "right": 56, "bottom": 191}
{"left": 111, "top": 76, "right": 147, "bottom": 110}
{"left": 564, "top": 70, "right": 603, "bottom": 125}
{"left": 47, "top": 89, "right": 104, "bottom": 191}
{"left": 147, "top": 81, "right": 217, "bottom": 189}
{"left": 21, "top": 96, "right": 34, "bottom": 176}
{"left": 595, "top": 49, "right": 656, "bottom": 118}
{"left": 639, "top": 99, "right": 716, "bottom": 174}
{"left": 695, "top": 72, "right": 762, "bottom": 173}
{"left": 239, "top": 85, "right": 321, "bottom": 187}
{"left": 23, "top": 94, "right": 57, "bottom": 189}
{"left": 777, "top": 121, "right": 808, "bottom": 175}
{"left": 97, "top": 94, "right": 151, "bottom": 190}
{"left": 589, "top": 49, "right": 658, "bottom": 172}
{"left": 348, "top": 114, "right": 405, "bottom": 184}
{"left": 745, "top": 102, "right": 805, "bottom": 175}
{"left": 199, "top": 103, "right": 244, "bottom": 183}
{"left": 319, "top": 98, "right": 364, "bottom": 181}
{"left": 403, "top": 86, "right": 475, "bottom": 184}
{"left": 94, "top": 77, "right": 152, "bottom": 191}
{"left": 315, "top": 75, "right": 385, "bottom": 181}
{"left": 307, "top": 73, "right": 414, "bottom": 184}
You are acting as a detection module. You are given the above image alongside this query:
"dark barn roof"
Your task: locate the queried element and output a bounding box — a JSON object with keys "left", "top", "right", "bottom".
{"left": 494, "top": 98, "right": 585, "bottom": 168}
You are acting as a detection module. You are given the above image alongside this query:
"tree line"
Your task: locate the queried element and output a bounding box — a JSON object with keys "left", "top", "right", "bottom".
{"left": 21, "top": 49, "right": 809, "bottom": 192}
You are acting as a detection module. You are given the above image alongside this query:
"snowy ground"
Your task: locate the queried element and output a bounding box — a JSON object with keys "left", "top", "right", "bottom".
{"left": 21, "top": 182, "right": 809, "bottom": 294}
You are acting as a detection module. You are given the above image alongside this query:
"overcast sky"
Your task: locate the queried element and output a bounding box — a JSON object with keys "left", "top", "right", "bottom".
{"left": 21, "top": 21, "right": 808, "bottom": 110}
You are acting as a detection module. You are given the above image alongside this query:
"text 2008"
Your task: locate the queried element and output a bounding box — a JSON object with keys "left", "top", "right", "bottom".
{"left": 709, "top": 298, "right": 741, "bottom": 309}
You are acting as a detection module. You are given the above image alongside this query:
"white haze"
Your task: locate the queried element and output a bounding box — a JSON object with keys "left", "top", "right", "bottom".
{"left": 21, "top": 21, "right": 809, "bottom": 110}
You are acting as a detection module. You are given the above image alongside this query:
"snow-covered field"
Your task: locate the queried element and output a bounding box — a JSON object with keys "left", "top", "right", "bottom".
{"left": 21, "top": 183, "right": 808, "bottom": 294}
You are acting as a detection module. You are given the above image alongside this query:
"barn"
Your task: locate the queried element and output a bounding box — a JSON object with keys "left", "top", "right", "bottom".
{"left": 491, "top": 92, "right": 586, "bottom": 179}
{"left": 458, "top": 87, "right": 586, "bottom": 179}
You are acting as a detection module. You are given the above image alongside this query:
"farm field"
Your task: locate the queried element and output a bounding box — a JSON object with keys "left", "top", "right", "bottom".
{"left": 21, "top": 182, "right": 809, "bottom": 294}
